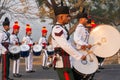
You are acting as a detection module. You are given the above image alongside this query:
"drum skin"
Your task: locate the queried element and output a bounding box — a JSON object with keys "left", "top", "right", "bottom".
{"left": 33, "top": 45, "right": 42, "bottom": 56}
{"left": 72, "top": 50, "right": 98, "bottom": 74}
{"left": 89, "top": 25, "right": 120, "bottom": 57}
{"left": 20, "top": 45, "right": 30, "bottom": 57}
{"left": 47, "top": 45, "right": 54, "bottom": 55}
{"left": 9, "top": 45, "right": 21, "bottom": 60}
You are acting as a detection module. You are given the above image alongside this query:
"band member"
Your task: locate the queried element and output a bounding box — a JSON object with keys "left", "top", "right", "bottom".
{"left": 22, "top": 24, "right": 35, "bottom": 73}
{"left": 51, "top": 3, "right": 86, "bottom": 80}
{"left": 86, "top": 19, "right": 105, "bottom": 69}
{"left": 0, "top": 17, "right": 13, "bottom": 80}
{"left": 38, "top": 26, "right": 49, "bottom": 69}
{"left": 73, "top": 13, "right": 91, "bottom": 80}
{"left": 10, "top": 21, "right": 22, "bottom": 78}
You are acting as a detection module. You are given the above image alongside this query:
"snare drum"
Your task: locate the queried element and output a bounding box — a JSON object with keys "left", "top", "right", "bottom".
{"left": 33, "top": 44, "right": 42, "bottom": 56}
{"left": 20, "top": 44, "right": 30, "bottom": 57}
{"left": 9, "top": 45, "right": 21, "bottom": 60}
{"left": 47, "top": 45, "right": 54, "bottom": 55}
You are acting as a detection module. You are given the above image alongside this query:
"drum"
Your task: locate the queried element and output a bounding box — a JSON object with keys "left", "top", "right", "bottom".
{"left": 9, "top": 45, "right": 21, "bottom": 60}
{"left": 20, "top": 44, "right": 30, "bottom": 57}
{"left": 33, "top": 44, "right": 42, "bottom": 56}
{"left": 89, "top": 25, "right": 120, "bottom": 57}
{"left": 47, "top": 45, "right": 54, "bottom": 55}
{"left": 72, "top": 50, "right": 98, "bottom": 75}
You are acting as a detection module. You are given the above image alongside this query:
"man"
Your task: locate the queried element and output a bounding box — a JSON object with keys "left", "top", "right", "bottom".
{"left": 22, "top": 24, "right": 35, "bottom": 73}
{"left": 0, "top": 17, "right": 13, "bottom": 80}
{"left": 10, "top": 21, "right": 22, "bottom": 78}
{"left": 73, "top": 13, "right": 92, "bottom": 80}
{"left": 38, "top": 26, "right": 49, "bottom": 69}
{"left": 51, "top": 4, "right": 86, "bottom": 80}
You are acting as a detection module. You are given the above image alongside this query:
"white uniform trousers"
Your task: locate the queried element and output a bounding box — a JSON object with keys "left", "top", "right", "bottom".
{"left": 42, "top": 50, "right": 48, "bottom": 67}
{"left": 13, "top": 59, "right": 20, "bottom": 74}
{"left": 25, "top": 52, "right": 33, "bottom": 71}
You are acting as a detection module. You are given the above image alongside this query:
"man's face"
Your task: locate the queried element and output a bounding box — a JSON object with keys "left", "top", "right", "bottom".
{"left": 27, "top": 31, "right": 32, "bottom": 36}
{"left": 80, "top": 18, "right": 88, "bottom": 25}
{"left": 60, "top": 14, "right": 71, "bottom": 24}
{"left": 4, "top": 25, "right": 10, "bottom": 31}
{"left": 42, "top": 32, "right": 47, "bottom": 37}
{"left": 14, "top": 29, "right": 19, "bottom": 35}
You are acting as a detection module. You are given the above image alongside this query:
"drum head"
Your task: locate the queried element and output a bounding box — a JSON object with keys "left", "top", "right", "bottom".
{"left": 33, "top": 45, "right": 42, "bottom": 52}
{"left": 47, "top": 45, "right": 54, "bottom": 52}
{"left": 72, "top": 52, "right": 98, "bottom": 74}
{"left": 9, "top": 46, "right": 20, "bottom": 54}
{"left": 89, "top": 25, "right": 120, "bottom": 57}
{"left": 20, "top": 44, "right": 30, "bottom": 51}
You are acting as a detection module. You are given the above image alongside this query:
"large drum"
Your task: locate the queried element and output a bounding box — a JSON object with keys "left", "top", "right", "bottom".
{"left": 20, "top": 44, "right": 30, "bottom": 57}
{"left": 89, "top": 25, "right": 120, "bottom": 57}
{"left": 9, "top": 45, "right": 21, "bottom": 60}
{"left": 47, "top": 45, "right": 54, "bottom": 55}
{"left": 72, "top": 50, "right": 98, "bottom": 75}
{"left": 33, "top": 44, "right": 42, "bottom": 56}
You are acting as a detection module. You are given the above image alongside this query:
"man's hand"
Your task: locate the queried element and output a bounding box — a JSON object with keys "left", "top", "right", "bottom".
{"left": 87, "top": 44, "right": 92, "bottom": 49}
{"left": 81, "top": 45, "right": 87, "bottom": 50}
{"left": 81, "top": 55, "right": 86, "bottom": 60}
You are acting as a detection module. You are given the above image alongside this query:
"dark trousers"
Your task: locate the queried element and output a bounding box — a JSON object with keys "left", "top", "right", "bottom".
{"left": 56, "top": 68, "right": 75, "bottom": 80}
{"left": 72, "top": 67, "right": 82, "bottom": 80}
{"left": 2, "top": 53, "right": 10, "bottom": 80}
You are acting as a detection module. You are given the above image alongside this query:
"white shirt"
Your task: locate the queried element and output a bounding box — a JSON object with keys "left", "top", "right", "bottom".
{"left": 74, "top": 23, "right": 89, "bottom": 46}
{"left": 10, "top": 34, "right": 19, "bottom": 45}
{"left": 22, "top": 36, "right": 33, "bottom": 45}
{"left": 0, "top": 29, "right": 10, "bottom": 54}
{"left": 38, "top": 36, "right": 47, "bottom": 48}
{"left": 51, "top": 22, "right": 83, "bottom": 68}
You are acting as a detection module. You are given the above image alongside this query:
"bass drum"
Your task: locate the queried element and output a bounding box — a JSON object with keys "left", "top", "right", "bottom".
{"left": 72, "top": 50, "right": 98, "bottom": 75}
{"left": 47, "top": 45, "right": 54, "bottom": 56}
{"left": 9, "top": 45, "right": 21, "bottom": 60}
{"left": 33, "top": 44, "right": 42, "bottom": 56}
{"left": 20, "top": 44, "right": 30, "bottom": 57}
{"left": 89, "top": 25, "right": 120, "bottom": 57}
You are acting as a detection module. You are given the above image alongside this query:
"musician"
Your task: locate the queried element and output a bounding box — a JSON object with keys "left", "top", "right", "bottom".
{"left": 0, "top": 17, "right": 13, "bottom": 80}
{"left": 51, "top": 4, "right": 86, "bottom": 80}
{"left": 73, "top": 13, "right": 91, "bottom": 80}
{"left": 10, "top": 21, "right": 22, "bottom": 77}
{"left": 38, "top": 26, "right": 49, "bottom": 69}
{"left": 22, "top": 24, "right": 35, "bottom": 73}
{"left": 86, "top": 19, "right": 105, "bottom": 70}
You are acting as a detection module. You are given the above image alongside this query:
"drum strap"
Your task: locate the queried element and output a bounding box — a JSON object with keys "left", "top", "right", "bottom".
{"left": 16, "top": 35, "right": 20, "bottom": 45}
{"left": 2, "top": 30, "right": 10, "bottom": 42}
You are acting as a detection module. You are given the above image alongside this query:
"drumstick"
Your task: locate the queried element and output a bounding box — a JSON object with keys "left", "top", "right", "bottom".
{"left": 86, "top": 50, "right": 94, "bottom": 62}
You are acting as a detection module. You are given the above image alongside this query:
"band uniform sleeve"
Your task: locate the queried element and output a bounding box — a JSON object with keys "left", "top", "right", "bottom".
{"left": 74, "top": 26, "right": 88, "bottom": 45}
{"left": 0, "top": 32, "right": 7, "bottom": 54}
{"left": 52, "top": 26, "right": 83, "bottom": 60}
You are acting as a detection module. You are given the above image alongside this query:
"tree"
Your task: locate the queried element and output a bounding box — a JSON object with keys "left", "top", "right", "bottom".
{"left": 0, "top": 0, "right": 39, "bottom": 23}
{"left": 88, "top": 0, "right": 120, "bottom": 27}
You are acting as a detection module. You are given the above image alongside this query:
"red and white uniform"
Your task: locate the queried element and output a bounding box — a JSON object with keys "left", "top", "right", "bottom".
{"left": 10, "top": 34, "right": 20, "bottom": 74}
{"left": 22, "top": 36, "right": 34, "bottom": 71}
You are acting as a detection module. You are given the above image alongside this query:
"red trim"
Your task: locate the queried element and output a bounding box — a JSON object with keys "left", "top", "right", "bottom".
{"left": 3, "top": 54, "right": 6, "bottom": 80}
{"left": 64, "top": 71, "right": 70, "bottom": 80}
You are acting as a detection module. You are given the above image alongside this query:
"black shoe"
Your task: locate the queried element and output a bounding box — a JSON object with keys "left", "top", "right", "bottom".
{"left": 13, "top": 73, "right": 22, "bottom": 78}
{"left": 7, "top": 77, "right": 14, "bottom": 80}
{"left": 99, "top": 66, "right": 104, "bottom": 69}
{"left": 30, "top": 70, "right": 35, "bottom": 72}
{"left": 26, "top": 70, "right": 35, "bottom": 73}
{"left": 42, "top": 66, "right": 49, "bottom": 70}
{"left": 96, "top": 70, "right": 101, "bottom": 73}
